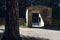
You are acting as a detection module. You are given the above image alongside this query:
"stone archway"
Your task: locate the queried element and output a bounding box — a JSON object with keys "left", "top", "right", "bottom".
{"left": 26, "top": 6, "right": 52, "bottom": 27}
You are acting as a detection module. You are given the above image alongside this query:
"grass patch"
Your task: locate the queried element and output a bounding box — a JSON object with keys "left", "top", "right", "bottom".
{"left": 19, "top": 23, "right": 28, "bottom": 28}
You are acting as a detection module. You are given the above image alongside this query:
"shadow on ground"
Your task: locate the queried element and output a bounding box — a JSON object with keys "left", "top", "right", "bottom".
{"left": 39, "top": 26, "right": 60, "bottom": 31}
{"left": 31, "top": 25, "right": 60, "bottom": 31}
{"left": 20, "top": 35, "right": 49, "bottom": 40}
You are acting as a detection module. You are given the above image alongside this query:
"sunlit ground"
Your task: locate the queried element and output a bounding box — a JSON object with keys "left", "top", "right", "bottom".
{"left": 0, "top": 25, "right": 60, "bottom": 40}
{"left": 20, "top": 28, "right": 60, "bottom": 40}
{"left": 0, "top": 25, "right": 5, "bottom": 29}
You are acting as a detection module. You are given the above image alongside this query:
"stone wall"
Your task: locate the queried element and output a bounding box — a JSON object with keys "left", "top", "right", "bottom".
{"left": 26, "top": 5, "right": 52, "bottom": 27}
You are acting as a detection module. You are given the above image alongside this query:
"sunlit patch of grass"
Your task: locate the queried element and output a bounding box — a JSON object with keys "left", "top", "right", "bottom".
{"left": 19, "top": 23, "right": 28, "bottom": 28}
{"left": 0, "top": 18, "right": 5, "bottom": 27}
{"left": 0, "top": 23, "right": 5, "bottom": 27}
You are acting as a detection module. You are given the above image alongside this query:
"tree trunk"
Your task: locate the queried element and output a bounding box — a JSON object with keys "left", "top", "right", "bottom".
{"left": 1, "top": 0, "right": 22, "bottom": 40}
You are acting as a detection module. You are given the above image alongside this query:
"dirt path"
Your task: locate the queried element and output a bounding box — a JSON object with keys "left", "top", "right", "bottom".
{"left": 0, "top": 25, "right": 60, "bottom": 40}
{"left": 20, "top": 28, "right": 60, "bottom": 40}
